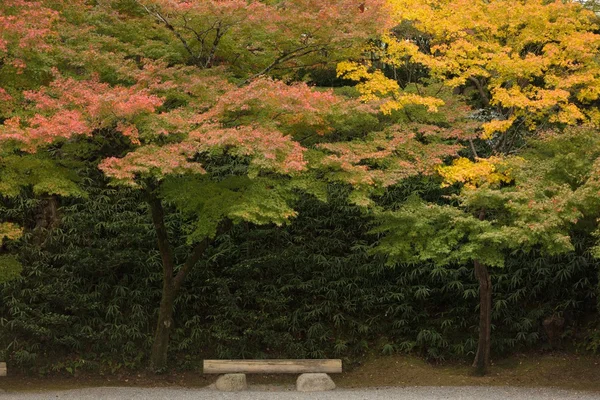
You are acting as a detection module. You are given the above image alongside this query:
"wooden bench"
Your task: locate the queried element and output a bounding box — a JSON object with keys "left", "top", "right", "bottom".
{"left": 203, "top": 359, "right": 342, "bottom": 392}
{"left": 0, "top": 362, "right": 6, "bottom": 377}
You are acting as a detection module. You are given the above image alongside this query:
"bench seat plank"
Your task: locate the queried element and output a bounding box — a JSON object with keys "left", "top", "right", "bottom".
{"left": 203, "top": 359, "right": 342, "bottom": 374}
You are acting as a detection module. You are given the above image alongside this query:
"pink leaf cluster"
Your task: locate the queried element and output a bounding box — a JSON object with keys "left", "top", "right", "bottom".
{"left": 100, "top": 124, "right": 308, "bottom": 184}
{"left": 127, "top": 61, "right": 234, "bottom": 97}
{"left": 99, "top": 142, "right": 206, "bottom": 183}
{"left": 320, "top": 126, "right": 461, "bottom": 186}
{"left": 0, "top": 88, "right": 11, "bottom": 102}
{"left": 1, "top": 111, "right": 90, "bottom": 148}
{"left": 0, "top": 87, "right": 13, "bottom": 115}
{"left": 0, "top": 112, "right": 87, "bottom": 150}
{"left": 98, "top": 75, "right": 356, "bottom": 184}
{"left": 192, "top": 125, "right": 308, "bottom": 173}
{"left": 25, "top": 76, "right": 163, "bottom": 120}
{"left": 0, "top": 0, "right": 60, "bottom": 55}
{"left": 1, "top": 75, "right": 164, "bottom": 151}
{"left": 201, "top": 78, "right": 340, "bottom": 131}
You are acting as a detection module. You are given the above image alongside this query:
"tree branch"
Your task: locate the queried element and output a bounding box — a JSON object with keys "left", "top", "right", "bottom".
{"left": 172, "top": 219, "right": 233, "bottom": 293}
{"left": 173, "top": 238, "right": 209, "bottom": 293}
{"left": 242, "top": 44, "right": 323, "bottom": 84}
{"left": 147, "top": 191, "right": 176, "bottom": 284}
{"left": 469, "top": 76, "right": 490, "bottom": 107}
{"left": 469, "top": 138, "right": 479, "bottom": 159}
{"left": 204, "top": 22, "right": 226, "bottom": 68}
{"left": 135, "top": 0, "right": 197, "bottom": 63}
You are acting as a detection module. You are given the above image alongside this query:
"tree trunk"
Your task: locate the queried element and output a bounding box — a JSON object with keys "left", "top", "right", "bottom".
{"left": 33, "top": 195, "right": 61, "bottom": 246}
{"left": 146, "top": 190, "right": 230, "bottom": 372}
{"left": 148, "top": 193, "right": 178, "bottom": 372}
{"left": 472, "top": 259, "right": 492, "bottom": 376}
{"left": 150, "top": 279, "right": 176, "bottom": 371}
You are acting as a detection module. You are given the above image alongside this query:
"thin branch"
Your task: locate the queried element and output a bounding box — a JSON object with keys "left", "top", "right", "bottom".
{"left": 242, "top": 44, "right": 323, "bottom": 84}
{"left": 182, "top": 17, "right": 221, "bottom": 58}
{"left": 297, "top": 132, "right": 318, "bottom": 144}
{"left": 414, "top": 82, "right": 423, "bottom": 96}
{"left": 204, "top": 22, "right": 226, "bottom": 68}
{"left": 270, "top": 61, "right": 328, "bottom": 71}
{"left": 504, "top": 119, "right": 526, "bottom": 154}
{"left": 469, "top": 76, "right": 490, "bottom": 107}
{"left": 135, "top": 0, "right": 197, "bottom": 62}
{"left": 469, "top": 138, "right": 479, "bottom": 159}
{"left": 173, "top": 238, "right": 209, "bottom": 293}
{"left": 173, "top": 219, "right": 233, "bottom": 293}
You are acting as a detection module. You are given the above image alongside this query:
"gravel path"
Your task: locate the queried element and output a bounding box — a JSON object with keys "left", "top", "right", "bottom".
{"left": 2, "top": 386, "right": 600, "bottom": 399}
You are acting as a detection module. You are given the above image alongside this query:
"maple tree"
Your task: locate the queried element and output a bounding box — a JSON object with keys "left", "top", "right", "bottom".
{"left": 331, "top": 0, "right": 600, "bottom": 375}
{"left": 0, "top": 0, "right": 391, "bottom": 370}
{"left": 0, "top": 0, "right": 66, "bottom": 283}
{"left": 371, "top": 152, "right": 589, "bottom": 374}
{"left": 95, "top": 75, "right": 367, "bottom": 370}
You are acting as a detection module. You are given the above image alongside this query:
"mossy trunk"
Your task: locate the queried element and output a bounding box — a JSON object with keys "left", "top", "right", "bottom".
{"left": 472, "top": 259, "right": 492, "bottom": 376}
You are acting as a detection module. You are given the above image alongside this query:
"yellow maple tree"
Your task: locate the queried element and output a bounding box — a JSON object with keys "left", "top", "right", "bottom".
{"left": 339, "top": 0, "right": 600, "bottom": 137}
{"left": 335, "top": 1, "right": 600, "bottom": 377}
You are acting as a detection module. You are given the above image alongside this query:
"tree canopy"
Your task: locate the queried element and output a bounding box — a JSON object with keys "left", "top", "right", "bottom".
{"left": 1, "top": 0, "right": 600, "bottom": 375}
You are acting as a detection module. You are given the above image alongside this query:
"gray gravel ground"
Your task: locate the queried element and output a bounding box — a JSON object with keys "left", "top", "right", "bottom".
{"left": 2, "top": 386, "right": 600, "bottom": 399}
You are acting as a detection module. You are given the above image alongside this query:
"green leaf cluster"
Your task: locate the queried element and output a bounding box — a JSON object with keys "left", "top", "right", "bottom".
{"left": 161, "top": 175, "right": 298, "bottom": 242}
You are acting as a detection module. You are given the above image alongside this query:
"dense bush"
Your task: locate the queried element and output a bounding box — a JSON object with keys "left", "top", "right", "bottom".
{"left": 1, "top": 181, "right": 597, "bottom": 373}
{"left": 0, "top": 185, "right": 160, "bottom": 372}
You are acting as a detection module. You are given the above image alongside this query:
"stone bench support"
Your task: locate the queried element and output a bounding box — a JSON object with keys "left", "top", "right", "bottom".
{"left": 215, "top": 373, "right": 247, "bottom": 391}
{"left": 296, "top": 373, "right": 336, "bottom": 392}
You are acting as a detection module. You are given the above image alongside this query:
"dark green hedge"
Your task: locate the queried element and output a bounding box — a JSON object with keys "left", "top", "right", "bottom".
{"left": 0, "top": 182, "right": 598, "bottom": 373}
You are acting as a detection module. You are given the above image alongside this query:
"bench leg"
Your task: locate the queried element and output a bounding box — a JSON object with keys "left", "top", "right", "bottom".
{"left": 296, "top": 373, "right": 336, "bottom": 392}
{"left": 215, "top": 373, "right": 247, "bottom": 391}
{"left": 0, "top": 362, "right": 6, "bottom": 377}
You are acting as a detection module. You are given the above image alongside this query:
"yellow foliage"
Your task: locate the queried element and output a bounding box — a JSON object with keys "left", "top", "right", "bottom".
{"left": 381, "top": 94, "right": 445, "bottom": 114}
{"left": 552, "top": 104, "right": 586, "bottom": 124}
{"left": 366, "top": 0, "right": 600, "bottom": 135}
{"left": 356, "top": 70, "right": 400, "bottom": 102}
{"left": 587, "top": 108, "right": 600, "bottom": 126}
{"left": 481, "top": 118, "right": 515, "bottom": 139}
{"left": 0, "top": 222, "right": 23, "bottom": 241}
{"left": 338, "top": 64, "right": 444, "bottom": 113}
{"left": 336, "top": 61, "right": 371, "bottom": 81}
{"left": 380, "top": 34, "right": 421, "bottom": 65}
{"left": 438, "top": 157, "right": 513, "bottom": 188}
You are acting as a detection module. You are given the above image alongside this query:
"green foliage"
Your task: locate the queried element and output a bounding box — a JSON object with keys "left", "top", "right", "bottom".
{"left": 0, "top": 183, "right": 161, "bottom": 369}
{"left": 0, "top": 153, "right": 84, "bottom": 198}
{"left": 161, "top": 175, "right": 298, "bottom": 241}
{"left": 0, "top": 255, "right": 22, "bottom": 284}
{"left": 1, "top": 0, "right": 600, "bottom": 376}
{"left": 373, "top": 197, "right": 504, "bottom": 267}
{"left": 372, "top": 126, "right": 600, "bottom": 276}
{"left": 1, "top": 183, "right": 597, "bottom": 370}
